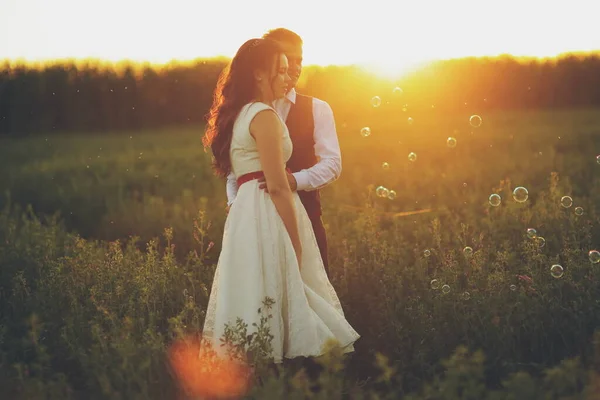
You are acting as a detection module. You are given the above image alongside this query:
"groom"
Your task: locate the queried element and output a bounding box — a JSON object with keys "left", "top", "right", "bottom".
{"left": 225, "top": 28, "right": 342, "bottom": 278}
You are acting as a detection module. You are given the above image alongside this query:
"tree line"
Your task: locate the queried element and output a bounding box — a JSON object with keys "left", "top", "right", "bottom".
{"left": 0, "top": 53, "right": 599, "bottom": 135}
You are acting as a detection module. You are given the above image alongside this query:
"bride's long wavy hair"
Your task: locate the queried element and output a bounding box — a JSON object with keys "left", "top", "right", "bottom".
{"left": 202, "top": 38, "right": 284, "bottom": 178}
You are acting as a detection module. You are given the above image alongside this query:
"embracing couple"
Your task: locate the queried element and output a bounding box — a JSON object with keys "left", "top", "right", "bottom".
{"left": 201, "top": 28, "right": 359, "bottom": 368}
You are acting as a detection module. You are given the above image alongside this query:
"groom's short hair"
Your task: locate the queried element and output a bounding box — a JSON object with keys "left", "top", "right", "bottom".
{"left": 262, "top": 28, "right": 303, "bottom": 46}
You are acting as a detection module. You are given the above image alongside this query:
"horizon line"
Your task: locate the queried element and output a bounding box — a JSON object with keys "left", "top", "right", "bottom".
{"left": 2, "top": 49, "right": 600, "bottom": 65}
{"left": 1, "top": 49, "right": 599, "bottom": 70}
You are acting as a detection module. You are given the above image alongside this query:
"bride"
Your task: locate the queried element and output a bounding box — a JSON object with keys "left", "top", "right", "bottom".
{"left": 201, "top": 37, "right": 359, "bottom": 364}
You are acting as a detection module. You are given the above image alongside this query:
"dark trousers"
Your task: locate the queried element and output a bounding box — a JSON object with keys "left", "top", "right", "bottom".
{"left": 308, "top": 214, "right": 329, "bottom": 278}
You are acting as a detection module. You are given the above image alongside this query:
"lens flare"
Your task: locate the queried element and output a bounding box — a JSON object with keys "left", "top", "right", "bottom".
{"left": 168, "top": 335, "right": 252, "bottom": 399}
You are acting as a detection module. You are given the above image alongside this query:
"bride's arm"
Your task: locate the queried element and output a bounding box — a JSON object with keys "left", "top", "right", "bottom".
{"left": 250, "top": 109, "right": 302, "bottom": 265}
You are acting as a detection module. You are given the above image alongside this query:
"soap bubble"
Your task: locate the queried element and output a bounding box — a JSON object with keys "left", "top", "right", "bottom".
{"left": 550, "top": 264, "right": 564, "bottom": 278}
{"left": 512, "top": 187, "right": 529, "bottom": 203}
{"left": 575, "top": 206, "right": 584, "bottom": 216}
{"left": 469, "top": 115, "right": 482, "bottom": 127}
{"left": 560, "top": 196, "right": 573, "bottom": 208}
{"left": 408, "top": 152, "right": 417, "bottom": 162}
{"left": 441, "top": 284, "right": 451, "bottom": 294}
{"left": 360, "top": 127, "right": 371, "bottom": 137}
{"left": 489, "top": 194, "right": 501, "bottom": 207}
{"left": 527, "top": 228, "right": 537, "bottom": 239}
{"left": 589, "top": 250, "right": 600, "bottom": 264}
{"left": 446, "top": 137, "right": 457, "bottom": 148}
{"left": 371, "top": 96, "right": 382, "bottom": 107}
{"left": 430, "top": 279, "right": 440, "bottom": 290}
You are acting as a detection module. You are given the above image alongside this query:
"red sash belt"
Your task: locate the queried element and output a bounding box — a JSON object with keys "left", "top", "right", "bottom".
{"left": 237, "top": 168, "right": 291, "bottom": 187}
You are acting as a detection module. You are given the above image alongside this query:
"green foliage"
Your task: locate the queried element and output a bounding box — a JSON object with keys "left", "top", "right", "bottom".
{"left": 2, "top": 108, "right": 600, "bottom": 397}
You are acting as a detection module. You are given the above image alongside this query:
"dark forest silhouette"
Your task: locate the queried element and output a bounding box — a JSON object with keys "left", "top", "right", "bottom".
{"left": 0, "top": 52, "right": 599, "bottom": 135}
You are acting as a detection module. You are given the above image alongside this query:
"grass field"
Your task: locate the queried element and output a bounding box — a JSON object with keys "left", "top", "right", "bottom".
{"left": 2, "top": 107, "right": 600, "bottom": 398}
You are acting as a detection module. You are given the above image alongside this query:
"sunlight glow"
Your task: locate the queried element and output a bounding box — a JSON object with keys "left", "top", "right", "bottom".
{"left": 1, "top": 0, "right": 598, "bottom": 77}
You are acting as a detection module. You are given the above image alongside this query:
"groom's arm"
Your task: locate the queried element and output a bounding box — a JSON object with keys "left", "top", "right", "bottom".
{"left": 226, "top": 172, "right": 238, "bottom": 207}
{"left": 292, "top": 99, "right": 341, "bottom": 192}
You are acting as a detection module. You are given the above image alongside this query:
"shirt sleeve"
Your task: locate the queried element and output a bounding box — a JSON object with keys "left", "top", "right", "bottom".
{"left": 292, "top": 99, "right": 342, "bottom": 191}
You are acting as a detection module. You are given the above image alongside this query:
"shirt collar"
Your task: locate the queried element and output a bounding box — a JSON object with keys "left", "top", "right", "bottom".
{"left": 286, "top": 88, "right": 297, "bottom": 104}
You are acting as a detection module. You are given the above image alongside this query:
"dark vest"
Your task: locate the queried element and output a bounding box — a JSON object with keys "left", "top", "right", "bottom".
{"left": 285, "top": 94, "right": 321, "bottom": 218}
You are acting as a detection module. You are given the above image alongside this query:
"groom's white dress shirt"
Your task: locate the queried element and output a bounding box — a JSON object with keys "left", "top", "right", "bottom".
{"left": 225, "top": 88, "right": 342, "bottom": 206}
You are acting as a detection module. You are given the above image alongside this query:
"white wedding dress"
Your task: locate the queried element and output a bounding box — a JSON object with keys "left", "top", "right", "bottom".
{"left": 202, "top": 102, "right": 360, "bottom": 363}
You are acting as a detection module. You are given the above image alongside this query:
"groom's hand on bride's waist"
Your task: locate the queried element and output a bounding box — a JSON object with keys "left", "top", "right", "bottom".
{"left": 258, "top": 172, "right": 298, "bottom": 193}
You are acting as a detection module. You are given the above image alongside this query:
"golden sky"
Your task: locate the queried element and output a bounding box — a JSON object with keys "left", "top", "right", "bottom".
{"left": 1, "top": 0, "right": 598, "bottom": 76}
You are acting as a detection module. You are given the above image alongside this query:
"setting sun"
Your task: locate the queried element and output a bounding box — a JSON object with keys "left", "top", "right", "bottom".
{"left": 1, "top": 0, "right": 598, "bottom": 78}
